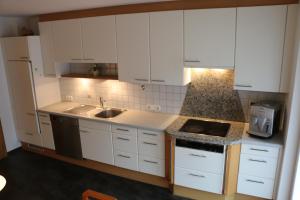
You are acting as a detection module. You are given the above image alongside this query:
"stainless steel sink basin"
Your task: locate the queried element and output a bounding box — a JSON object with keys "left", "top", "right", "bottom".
{"left": 95, "top": 108, "right": 125, "bottom": 118}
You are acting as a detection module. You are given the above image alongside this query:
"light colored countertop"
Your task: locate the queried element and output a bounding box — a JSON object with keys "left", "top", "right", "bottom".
{"left": 166, "top": 116, "right": 246, "bottom": 145}
{"left": 38, "top": 102, "right": 178, "bottom": 131}
{"left": 241, "top": 123, "right": 283, "bottom": 148}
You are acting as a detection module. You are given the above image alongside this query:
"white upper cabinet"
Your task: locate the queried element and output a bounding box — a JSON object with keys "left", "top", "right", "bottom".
{"left": 116, "top": 13, "right": 150, "bottom": 84}
{"left": 52, "top": 19, "right": 83, "bottom": 62}
{"left": 150, "top": 11, "right": 190, "bottom": 86}
{"left": 234, "top": 5, "right": 287, "bottom": 92}
{"left": 4, "top": 37, "right": 29, "bottom": 60}
{"left": 81, "top": 16, "right": 117, "bottom": 63}
{"left": 39, "top": 22, "right": 56, "bottom": 76}
{"left": 184, "top": 8, "right": 236, "bottom": 68}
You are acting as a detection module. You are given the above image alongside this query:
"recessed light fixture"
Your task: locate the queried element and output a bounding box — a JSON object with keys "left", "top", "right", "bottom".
{"left": 0, "top": 175, "right": 6, "bottom": 191}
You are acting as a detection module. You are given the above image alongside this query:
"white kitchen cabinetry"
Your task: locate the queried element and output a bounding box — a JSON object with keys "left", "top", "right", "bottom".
{"left": 3, "top": 37, "right": 29, "bottom": 61}
{"left": 79, "top": 119, "right": 114, "bottom": 165}
{"left": 39, "top": 22, "right": 56, "bottom": 76}
{"left": 184, "top": 8, "right": 236, "bottom": 68}
{"left": 52, "top": 19, "right": 83, "bottom": 62}
{"left": 234, "top": 5, "right": 287, "bottom": 92}
{"left": 237, "top": 143, "right": 281, "bottom": 199}
{"left": 116, "top": 13, "right": 150, "bottom": 84}
{"left": 81, "top": 16, "right": 117, "bottom": 63}
{"left": 38, "top": 112, "right": 55, "bottom": 150}
{"left": 150, "top": 11, "right": 190, "bottom": 85}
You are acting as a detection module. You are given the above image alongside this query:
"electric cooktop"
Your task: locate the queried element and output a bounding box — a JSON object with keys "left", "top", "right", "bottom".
{"left": 179, "top": 119, "right": 231, "bottom": 137}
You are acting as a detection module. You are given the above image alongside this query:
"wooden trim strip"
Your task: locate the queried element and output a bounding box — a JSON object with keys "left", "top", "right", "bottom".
{"left": 39, "top": 0, "right": 299, "bottom": 22}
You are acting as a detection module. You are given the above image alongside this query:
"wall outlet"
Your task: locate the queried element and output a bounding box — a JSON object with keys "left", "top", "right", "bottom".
{"left": 65, "top": 95, "right": 73, "bottom": 102}
{"left": 146, "top": 104, "right": 161, "bottom": 112}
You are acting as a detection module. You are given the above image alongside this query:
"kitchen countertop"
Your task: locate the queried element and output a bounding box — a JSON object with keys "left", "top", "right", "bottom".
{"left": 166, "top": 116, "right": 246, "bottom": 145}
{"left": 38, "top": 102, "right": 178, "bottom": 131}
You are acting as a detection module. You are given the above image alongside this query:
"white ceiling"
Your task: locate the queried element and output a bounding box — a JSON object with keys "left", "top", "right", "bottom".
{"left": 0, "top": 0, "right": 170, "bottom": 16}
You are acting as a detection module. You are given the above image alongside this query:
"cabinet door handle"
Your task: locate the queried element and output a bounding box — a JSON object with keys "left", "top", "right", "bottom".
{"left": 26, "top": 113, "right": 35, "bottom": 116}
{"left": 189, "top": 153, "right": 206, "bottom": 158}
{"left": 249, "top": 148, "right": 269, "bottom": 152}
{"left": 20, "top": 56, "right": 29, "bottom": 59}
{"left": 249, "top": 159, "right": 267, "bottom": 163}
{"left": 39, "top": 114, "right": 48, "bottom": 118}
{"left": 25, "top": 132, "right": 33, "bottom": 136}
{"left": 144, "top": 160, "right": 158, "bottom": 164}
{"left": 71, "top": 58, "right": 82, "bottom": 61}
{"left": 41, "top": 122, "right": 50, "bottom": 126}
{"left": 116, "top": 128, "right": 129, "bottom": 132}
{"left": 117, "top": 154, "right": 130, "bottom": 159}
{"left": 234, "top": 84, "right": 252, "bottom": 88}
{"left": 117, "top": 137, "right": 130, "bottom": 141}
{"left": 143, "top": 142, "right": 157, "bottom": 146}
{"left": 143, "top": 132, "right": 158, "bottom": 137}
{"left": 184, "top": 60, "right": 200, "bottom": 63}
{"left": 135, "top": 78, "right": 148, "bottom": 82}
{"left": 83, "top": 58, "right": 94, "bottom": 61}
{"left": 151, "top": 79, "right": 165, "bottom": 83}
{"left": 246, "top": 179, "right": 264, "bottom": 184}
{"left": 80, "top": 130, "right": 89, "bottom": 133}
{"left": 188, "top": 173, "right": 205, "bottom": 178}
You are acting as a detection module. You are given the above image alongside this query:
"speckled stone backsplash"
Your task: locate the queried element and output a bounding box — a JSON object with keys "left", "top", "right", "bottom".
{"left": 181, "top": 69, "right": 245, "bottom": 122}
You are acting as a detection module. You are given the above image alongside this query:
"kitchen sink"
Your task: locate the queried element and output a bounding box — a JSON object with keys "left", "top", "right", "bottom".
{"left": 95, "top": 108, "right": 125, "bottom": 118}
{"left": 64, "top": 105, "right": 96, "bottom": 115}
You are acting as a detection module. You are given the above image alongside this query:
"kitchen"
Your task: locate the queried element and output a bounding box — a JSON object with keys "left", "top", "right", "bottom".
{"left": 0, "top": 0, "right": 300, "bottom": 200}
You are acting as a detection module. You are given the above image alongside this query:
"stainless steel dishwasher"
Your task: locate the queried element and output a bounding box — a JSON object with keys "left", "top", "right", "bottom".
{"left": 50, "top": 115, "right": 83, "bottom": 159}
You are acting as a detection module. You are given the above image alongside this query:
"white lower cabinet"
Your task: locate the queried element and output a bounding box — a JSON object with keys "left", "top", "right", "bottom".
{"left": 237, "top": 143, "right": 280, "bottom": 199}
{"left": 139, "top": 155, "right": 165, "bottom": 177}
{"left": 114, "top": 150, "right": 138, "bottom": 171}
{"left": 38, "top": 112, "right": 55, "bottom": 150}
{"left": 113, "top": 133, "right": 137, "bottom": 154}
{"left": 79, "top": 120, "right": 114, "bottom": 165}
{"left": 175, "top": 167, "right": 224, "bottom": 194}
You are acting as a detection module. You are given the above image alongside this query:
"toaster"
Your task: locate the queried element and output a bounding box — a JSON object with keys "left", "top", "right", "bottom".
{"left": 248, "top": 102, "right": 281, "bottom": 138}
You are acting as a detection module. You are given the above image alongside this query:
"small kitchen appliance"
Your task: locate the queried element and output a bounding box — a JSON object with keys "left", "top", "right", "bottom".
{"left": 249, "top": 102, "right": 281, "bottom": 138}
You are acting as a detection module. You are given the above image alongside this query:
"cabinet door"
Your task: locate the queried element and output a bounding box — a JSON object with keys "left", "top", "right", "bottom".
{"left": 3, "top": 37, "right": 29, "bottom": 61}
{"left": 52, "top": 19, "right": 83, "bottom": 62}
{"left": 81, "top": 16, "right": 117, "bottom": 63}
{"left": 80, "top": 129, "right": 114, "bottom": 165}
{"left": 235, "top": 5, "right": 287, "bottom": 92}
{"left": 116, "top": 13, "right": 150, "bottom": 84}
{"left": 39, "top": 22, "right": 56, "bottom": 76}
{"left": 150, "top": 11, "right": 187, "bottom": 85}
{"left": 184, "top": 8, "right": 236, "bottom": 68}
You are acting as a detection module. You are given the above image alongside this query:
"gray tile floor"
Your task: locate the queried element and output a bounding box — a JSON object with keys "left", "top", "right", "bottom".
{"left": 0, "top": 149, "right": 188, "bottom": 200}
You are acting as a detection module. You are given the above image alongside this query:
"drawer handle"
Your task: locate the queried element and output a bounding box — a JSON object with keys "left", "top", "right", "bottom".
{"left": 83, "top": 58, "right": 94, "bottom": 61}
{"left": 116, "top": 128, "right": 129, "bottom": 132}
{"left": 143, "top": 132, "right": 158, "bottom": 136}
{"left": 151, "top": 79, "right": 165, "bottom": 83}
{"left": 188, "top": 173, "right": 205, "bottom": 178}
{"left": 71, "top": 58, "right": 82, "bottom": 61}
{"left": 26, "top": 112, "right": 35, "bottom": 116}
{"left": 143, "top": 142, "right": 157, "bottom": 146}
{"left": 25, "top": 132, "right": 33, "bottom": 136}
{"left": 39, "top": 114, "right": 48, "bottom": 118}
{"left": 41, "top": 122, "right": 50, "bottom": 126}
{"left": 20, "top": 56, "right": 29, "bottom": 59}
{"left": 80, "top": 130, "right": 89, "bottom": 133}
{"left": 189, "top": 153, "right": 206, "bottom": 158}
{"left": 135, "top": 78, "right": 148, "bottom": 82}
{"left": 246, "top": 179, "right": 264, "bottom": 184}
{"left": 234, "top": 84, "right": 252, "bottom": 88}
{"left": 250, "top": 148, "right": 269, "bottom": 152}
{"left": 117, "top": 154, "right": 130, "bottom": 159}
{"left": 184, "top": 60, "right": 200, "bottom": 63}
{"left": 117, "top": 137, "right": 130, "bottom": 141}
{"left": 249, "top": 159, "right": 267, "bottom": 163}
{"left": 144, "top": 160, "right": 158, "bottom": 164}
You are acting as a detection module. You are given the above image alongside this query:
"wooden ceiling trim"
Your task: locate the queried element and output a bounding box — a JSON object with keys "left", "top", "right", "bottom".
{"left": 39, "top": 0, "right": 299, "bottom": 21}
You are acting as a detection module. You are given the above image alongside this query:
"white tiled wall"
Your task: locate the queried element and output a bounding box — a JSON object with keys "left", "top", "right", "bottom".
{"left": 60, "top": 78, "right": 187, "bottom": 114}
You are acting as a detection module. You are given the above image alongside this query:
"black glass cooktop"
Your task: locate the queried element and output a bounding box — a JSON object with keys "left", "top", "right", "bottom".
{"left": 179, "top": 119, "right": 231, "bottom": 137}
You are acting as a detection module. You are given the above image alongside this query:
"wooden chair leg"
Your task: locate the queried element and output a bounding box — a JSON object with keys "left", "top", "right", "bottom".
{"left": 82, "top": 189, "right": 117, "bottom": 200}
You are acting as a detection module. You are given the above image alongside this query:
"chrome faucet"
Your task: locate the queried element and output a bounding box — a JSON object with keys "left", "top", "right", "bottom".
{"left": 99, "top": 97, "right": 105, "bottom": 109}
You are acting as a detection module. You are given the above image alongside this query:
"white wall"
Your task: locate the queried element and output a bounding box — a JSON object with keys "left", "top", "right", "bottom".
{"left": 292, "top": 145, "right": 300, "bottom": 200}
{"left": 277, "top": 5, "right": 300, "bottom": 200}
{"left": 0, "top": 16, "right": 33, "bottom": 151}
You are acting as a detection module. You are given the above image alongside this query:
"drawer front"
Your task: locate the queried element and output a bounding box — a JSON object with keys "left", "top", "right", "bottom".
{"left": 175, "top": 147, "right": 225, "bottom": 174}
{"left": 242, "top": 144, "right": 279, "bottom": 158}
{"left": 38, "top": 112, "right": 50, "bottom": 122}
{"left": 239, "top": 153, "right": 278, "bottom": 179}
{"left": 175, "top": 167, "right": 223, "bottom": 194}
{"left": 39, "top": 121, "right": 55, "bottom": 150}
{"left": 112, "top": 124, "right": 137, "bottom": 136}
{"left": 238, "top": 174, "right": 274, "bottom": 199}
{"left": 114, "top": 150, "right": 138, "bottom": 171}
{"left": 138, "top": 137, "right": 164, "bottom": 159}
{"left": 113, "top": 133, "right": 137, "bottom": 153}
{"left": 79, "top": 119, "right": 111, "bottom": 132}
{"left": 80, "top": 129, "right": 114, "bottom": 165}
{"left": 139, "top": 155, "right": 165, "bottom": 177}
{"left": 138, "top": 129, "right": 164, "bottom": 141}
